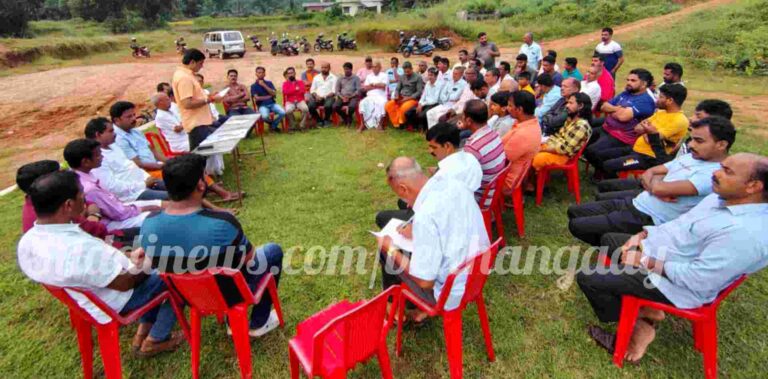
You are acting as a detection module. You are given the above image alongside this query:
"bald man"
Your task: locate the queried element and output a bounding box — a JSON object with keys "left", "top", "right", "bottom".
{"left": 377, "top": 157, "right": 490, "bottom": 324}
{"left": 578, "top": 153, "right": 768, "bottom": 365}
{"left": 541, "top": 78, "right": 582, "bottom": 136}
{"left": 308, "top": 62, "right": 338, "bottom": 127}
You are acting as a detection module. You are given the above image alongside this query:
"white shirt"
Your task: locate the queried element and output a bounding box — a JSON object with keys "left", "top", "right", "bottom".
{"left": 170, "top": 101, "right": 183, "bottom": 119}
{"left": 595, "top": 40, "right": 622, "bottom": 56}
{"left": 433, "top": 151, "right": 483, "bottom": 192}
{"left": 310, "top": 73, "right": 338, "bottom": 98}
{"left": 580, "top": 80, "right": 602, "bottom": 110}
{"left": 452, "top": 86, "right": 479, "bottom": 114}
{"left": 519, "top": 42, "right": 543, "bottom": 72}
{"left": 155, "top": 109, "right": 190, "bottom": 152}
{"left": 93, "top": 144, "right": 150, "bottom": 202}
{"left": 488, "top": 114, "right": 516, "bottom": 137}
{"left": 436, "top": 70, "right": 452, "bottom": 86}
{"left": 487, "top": 82, "right": 501, "bottom": 99}
{"left": 17, "top": 223, "right": 135, "bottom": 324}
{"left": 363, "top": 72, "right": 389, "bottom": 99}
{"left": 410, "top": 175, "right": 490, "bottom": 310}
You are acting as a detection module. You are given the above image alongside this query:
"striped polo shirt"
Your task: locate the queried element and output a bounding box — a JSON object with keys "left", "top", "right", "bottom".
{"left": 463, "top": 125, "right": 506, "bottom": 207}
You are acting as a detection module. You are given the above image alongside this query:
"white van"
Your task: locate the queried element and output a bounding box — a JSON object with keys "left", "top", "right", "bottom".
{"left": 203, "top": 31, "right": 246, "bottom": 59}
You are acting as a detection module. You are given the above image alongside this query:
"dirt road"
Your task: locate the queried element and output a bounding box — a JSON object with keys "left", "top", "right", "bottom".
{"left": 0, "top": 0, "right": 746, "bottom": 186}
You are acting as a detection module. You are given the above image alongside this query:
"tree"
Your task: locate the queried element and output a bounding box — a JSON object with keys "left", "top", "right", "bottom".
{"left": 0, "top": 0, "right": 44, "bottom": 37}
{"left": 67, "top": 0, "right": 124, "bottom": 22}
{"left": 128, "top": 0, "right": 174, "bottom": 25}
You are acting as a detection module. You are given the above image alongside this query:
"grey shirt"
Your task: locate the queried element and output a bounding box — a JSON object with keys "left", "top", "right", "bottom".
{"left": 473, "top": 42, "right": 499, "bottom": 70}
{"left": 335, "top": 74, "right": 361, "bottom": 98}
{"left": 396, "top": 73, "right": 424, "bottom": 99}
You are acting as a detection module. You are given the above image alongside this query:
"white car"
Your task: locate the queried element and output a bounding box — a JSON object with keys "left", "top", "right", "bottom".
{"left": 203, "top": 31, "right": 246, "bottom": 59}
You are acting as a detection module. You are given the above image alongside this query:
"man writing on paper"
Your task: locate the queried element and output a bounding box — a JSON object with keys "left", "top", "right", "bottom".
{"left": 377, "top": 157, "right": 489, "bottom": 323}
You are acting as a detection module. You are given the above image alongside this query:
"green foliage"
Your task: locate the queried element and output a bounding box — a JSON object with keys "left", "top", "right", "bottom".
{"left": 0, "top": 0, "right": 44, "bottom": 37}
{"left": 625, "top": 0, "right": 768, "bottom": 75}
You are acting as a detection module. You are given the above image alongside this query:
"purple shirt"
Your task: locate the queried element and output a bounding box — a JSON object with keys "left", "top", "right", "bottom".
{"left": 75, "top": 170, "right": 140, "bottom": 224}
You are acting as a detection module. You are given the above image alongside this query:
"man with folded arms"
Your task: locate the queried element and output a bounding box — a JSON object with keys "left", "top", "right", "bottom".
{"left": 308, "top": 62, "right": 338, "bottom": 127}
{"left": 577, "top": 153, "right": 768, "bottom": 364}
{"left": 17, "top": 170, "right": 183, "bottom": 356}
{"left": 377, "top": 156, "right": 489, "bottom": 323}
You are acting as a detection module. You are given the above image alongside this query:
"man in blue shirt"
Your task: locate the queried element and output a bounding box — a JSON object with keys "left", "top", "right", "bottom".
{"left": 141, "top": 154, "right": 285, "bottom": 337}
{"left": 250, "top": 66, "right": 286, "bottom": 132}
{"left": 577, "top": 152, "right": 768, "bottom": 364}
{"left": 518, "top": 32, "right": 542, "bottom": 73}
{"left": 568, "top": 117, "right": 735, "bottom": 246}
{"left": 534, "top": 73, "right": 561, "bottom": 125}
{"left": 561, "top": 57, "right": 583, "bottom": 81}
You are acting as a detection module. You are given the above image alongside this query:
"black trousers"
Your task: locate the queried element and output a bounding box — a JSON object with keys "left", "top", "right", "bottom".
{"left": 308, "top": 96, "right": 335, "bottom": 122}
{"left": 405, "top": 104, "right": 437, "bottom": 132}
{"left": 567, "top": 197, "right": 654, "bottom": 246}
{"left": 584, "top": 129, "right": 631, "bottom": 173}
{"left": 577, "top": 262, "right": 671, "bottom": 323}
{"left": 595, "top": 178, "right": 643, "bottom": 201}
{"left": 189, "top": 124, "right": 216, "bottom": 151}
{"left": 379, "top": 250, "right": 437, "bottom": 307}
{"left": 332, "top": 97, "right": 359, "bottom": 124}
{"left": 603, "top": 152, "right": 658, "bottom": 179}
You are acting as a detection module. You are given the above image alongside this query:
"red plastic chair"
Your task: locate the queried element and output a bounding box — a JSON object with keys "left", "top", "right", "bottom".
{"left": 160, "top": 268, "right": 285, "bottom": 379}
{"left": 618, "top": 169, "right": 645, "bottom": 179}
{"left": 288, "top": 286, "right": 400, "bottom": 378}
{"left": 145, "top": 131, "right": 184, "bottom": 159}
{"left": 536, "top": 143, "right": 587, "bottom": 206}
{"left": 613, "top": 275, "right": 748, "bottom": 379}
{"left": 502, "top": 162, "right": 532, "bottom": 239}
{"left": 42, "top": 284, "right": 186, "bottom": 379}
{"left": 248, "top": 98, "right": 288, "bottom": 133}
{"left": 478, "top": 163, "right": 511, "bottom": 248}
{"left": 396, "top": 238, "right": 503, "bottom": 379}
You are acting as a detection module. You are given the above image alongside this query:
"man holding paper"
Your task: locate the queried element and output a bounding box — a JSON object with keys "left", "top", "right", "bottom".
{"left": 377, "top": 156, "right": 489, "bottom": 322}
{"left": 172, "top": 49, "right": 225, "bottom": 150}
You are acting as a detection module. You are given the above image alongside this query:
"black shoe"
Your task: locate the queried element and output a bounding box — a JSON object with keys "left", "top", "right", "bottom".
{"left": 271, "top": 128, "right": 281, "bottom": 133}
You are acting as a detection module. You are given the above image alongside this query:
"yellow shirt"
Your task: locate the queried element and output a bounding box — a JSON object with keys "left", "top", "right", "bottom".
{"left": 172, "top": 66, "right": 214, "bottom": 132}
{"left": 521, "top": 84, "right": 535, "bottom": 95}
{"left": 633, "top": 110, "right": 689, "bottom": 158}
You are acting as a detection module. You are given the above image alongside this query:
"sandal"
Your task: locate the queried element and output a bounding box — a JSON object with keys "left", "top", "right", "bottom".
{"left": 587, "top": 325, "right": 616, "bottom": 354}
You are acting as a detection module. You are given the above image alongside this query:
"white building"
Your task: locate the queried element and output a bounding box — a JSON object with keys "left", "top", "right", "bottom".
{"left": 302, "top": 0, "right": 383, "bottom": 16}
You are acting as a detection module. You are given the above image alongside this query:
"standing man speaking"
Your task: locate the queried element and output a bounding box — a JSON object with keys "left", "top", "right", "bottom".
{"left": 172, "top": 49, "right": 224, "bottom": 150}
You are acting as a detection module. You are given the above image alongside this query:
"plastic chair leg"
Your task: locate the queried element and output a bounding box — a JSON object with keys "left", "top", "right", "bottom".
{"left": 482, "top": 210, "right": 493, "bottom": 244}
{"left": 395, "top": 295, "right": 406, "bottom": 357}
{"left": 476, "top": 295, "right": 495, "bottom": 362}
{"left": 443, "top": 311, "right": 464, "bottom": 379}
{"left": 267, "top": 278, "right": 285, "bottom": 327}
{"left": 701, "top": 319, "right": 719, "bottom": 379}
{"left": 96, "top": 324, "right": 123, "bottom": 379}
{"left": 227, "top": 306, "right": 253, "bottom": 379}
{"left": 569, "top": 168, "right": 582, "bottom": 204}
{"left": 512, "top": 186, "right": 525, "bottom": 238}
{"left": 72, "top": 316, "right": 94, "bottom": 379}
{"left": 693, "top": 320, "right": 705, "bottom": 352}
{"left": 288, "top": 347, "right": 301, "bottom": 379}
{"left": 612, "top": 297, "right": 641, "bottom": 368}
{"left": 535, "top": 171, "right": 547, "bottom": 206}
{"left": 377, "top": 339, "right": 394, "bottom": 379}
{"left": 190, "top": 309, "right": 202, "bottom": 379}
{"left": 493, "top": 206, "right": 505, "bottom": 248}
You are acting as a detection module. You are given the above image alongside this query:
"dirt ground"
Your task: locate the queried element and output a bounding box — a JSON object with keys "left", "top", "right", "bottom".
{"left": 0, "top": 0, "right": 759, "bottom": 187}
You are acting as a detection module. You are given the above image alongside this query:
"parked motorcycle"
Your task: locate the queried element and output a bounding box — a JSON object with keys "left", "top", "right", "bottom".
{"left": 428, "top": 34, "right": 453, "bottom": 51}
{"left": 314, "top": 34, "right": 334, "bottom": 52}
{"left": 401, "top": 35, "right": 434, "bottom": 58}
{"left": 298, "top": 36, "right": 310, "bottom": 54}
{"left": 248, "top": 35, "right": 263, "bottom": 51}
{"left": 271, "top": 36, "right": 298, "bottom": 56}
{"left": 337, "top": 32, "right": 357, "bottom": 51}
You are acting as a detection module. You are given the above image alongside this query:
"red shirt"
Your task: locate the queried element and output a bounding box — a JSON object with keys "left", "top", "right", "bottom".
{"left": 282, "top": 80, "right": 307, "bottom": 103}
{"left": 597, "top": 69, "right": 615, "bottom": 103}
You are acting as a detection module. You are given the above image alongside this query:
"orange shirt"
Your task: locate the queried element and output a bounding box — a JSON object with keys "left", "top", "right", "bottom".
{"left": 172, "top": 66, "right": 214, "bottom": 131}
{"left": 501, "top": 118, "right": 541, "bottom": 190}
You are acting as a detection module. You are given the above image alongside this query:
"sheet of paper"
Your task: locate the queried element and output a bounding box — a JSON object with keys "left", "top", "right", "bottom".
{"left": 370, "top": 218, "right": 414, "bottom": 252}
{"left": 217, "top": 87, "right": 230, "bottom": 97}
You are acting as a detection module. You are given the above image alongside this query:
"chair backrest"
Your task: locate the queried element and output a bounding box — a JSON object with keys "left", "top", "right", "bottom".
{"left": 478, "top": 161, "right": 511, "bottom": 210}
{"left": 566, "top": 142, "right": 588, "bottom": 166}
{"left": 160, "top": 268, "right": 253, "bottom": 315}
{"left": 145, "top": 131, "right": 175, "bottom": 158}
{"left": 311, "top": 286, "right": 400, "bottom": 373}
{"left": 433, "top": 238, "right": 502, "bottom": 312}
{"left": 508, "top": 159, "right": 532, "bottom": 193}
{"left": 708, "top": 275, "right": 747, "bottom": 310}
{"left": 42, "top": 284, "right": 123, "bottom": 325}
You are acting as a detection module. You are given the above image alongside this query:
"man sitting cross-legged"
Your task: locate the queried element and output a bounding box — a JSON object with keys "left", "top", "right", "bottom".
{"left": 64, "top": 139, "right": 163, "bottom": 235}
{"left": 140, "top": 154, "right": 284, "bottom": 337}
{"left": 111, "top": 101, "right": 241, "bottom": 202}
{"left": 385, "top": 61, "right": 424, "bottom": 129}
{"left": 577, "top": 153, "right": 768, "bottom": 364}
{"left": 603, "top": 84, "right": 689, "bottom": 178}
{"left": 568, "top": 116, "right": 735, "bottom": 247}
{"left": 17, "top": 171, "right": 184, "bottom": 356}
{"left": 377, "top": 157, "right": 489, "bottom": 323}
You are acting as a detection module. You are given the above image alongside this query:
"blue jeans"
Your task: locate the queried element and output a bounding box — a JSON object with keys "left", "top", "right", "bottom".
{"left": 227, "top": 107, "right": 256, "bottom": 116}
{"left": 243, "top": 243, "right": 284, "bottom": 329}
{"left": 120, "top": 275, "right": 177, "bottom": 340}
{"left": 137, "top": 188, "right": 169, "bottom": 201}
{"left": 258, "top": 104, "right": 286, "bottom": 130}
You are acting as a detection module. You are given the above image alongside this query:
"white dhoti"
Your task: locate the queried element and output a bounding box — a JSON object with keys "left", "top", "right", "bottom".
{"left": 427, "top": 104, "right": 452, "bottom": 129}
{"left": 206, "top": 155, "right": 225, "bottom": 176}
{"left": 359, "top": 94, "right": 387, "bottom": 129}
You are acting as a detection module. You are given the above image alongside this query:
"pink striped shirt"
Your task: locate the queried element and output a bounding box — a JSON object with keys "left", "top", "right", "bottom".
{"left": 464, "top": 125, "right": 506, "bottom": 207}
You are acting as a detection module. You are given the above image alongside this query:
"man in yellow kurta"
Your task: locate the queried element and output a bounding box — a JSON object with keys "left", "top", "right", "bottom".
{"left": 171, "top": 48, "right": 223, "bottom": 150}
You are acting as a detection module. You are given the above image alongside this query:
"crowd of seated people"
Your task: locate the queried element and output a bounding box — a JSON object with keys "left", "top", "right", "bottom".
{"left": 13, "top": 27, "right": 768, "bottom": 377}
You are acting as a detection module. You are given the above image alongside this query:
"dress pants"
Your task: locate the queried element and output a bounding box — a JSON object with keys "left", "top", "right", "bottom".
{"left": 584, "top": 128, "right": 632, "bottom": 174}
{"left": 332, "top": 97, "right": 359, "bottom": 124}
{"left": 405, "top": 104, "right": 437, "bottom": 132}
{"left": 307, "top": 96, "right": 335, "bottom": 123}
{"left": 189, "top": 124, "right": 216, "bottom": 151}
{"left": 567, "top": 197, "right": 654, "bottom": 246}
{"left": 595, "top": 178, "right": 643, "bottom": 201}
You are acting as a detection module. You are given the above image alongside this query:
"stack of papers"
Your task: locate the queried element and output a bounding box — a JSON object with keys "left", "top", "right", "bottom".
{"left": 370, "top": 218, "right": 414, "bottom": 252}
